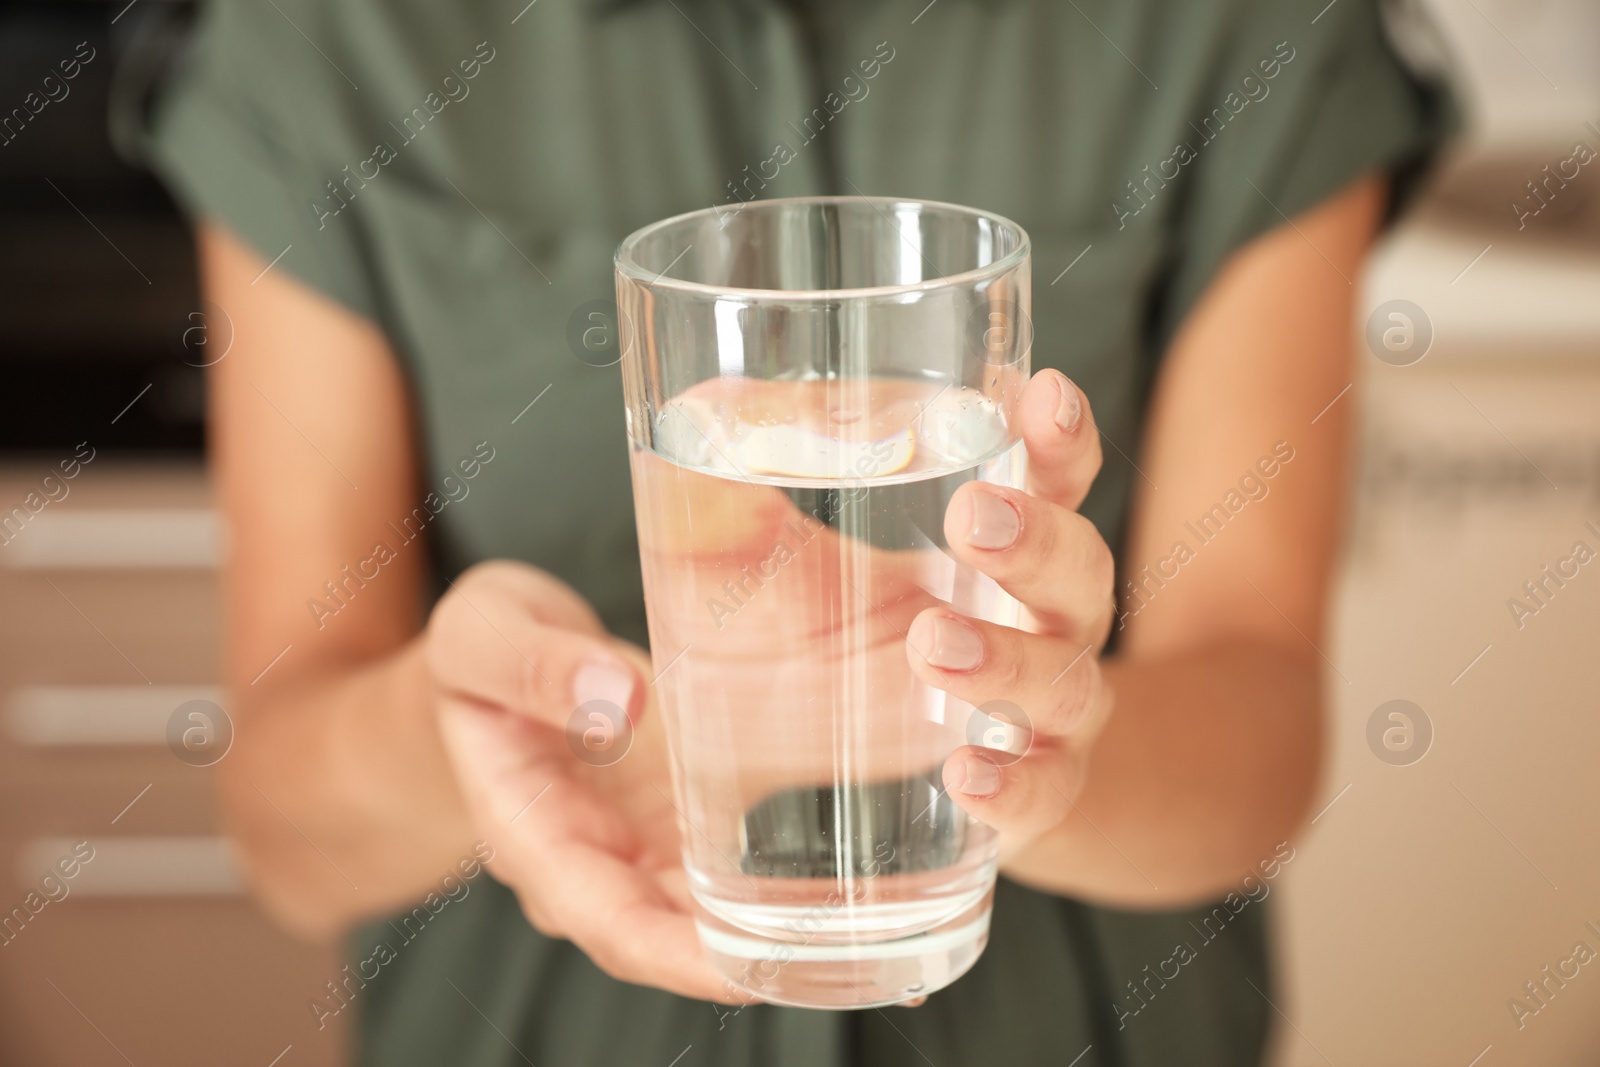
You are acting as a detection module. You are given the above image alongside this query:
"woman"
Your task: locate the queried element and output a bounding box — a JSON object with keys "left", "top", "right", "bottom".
{"left": 146, "top": 0, "right": 1445, "bottom": 1062}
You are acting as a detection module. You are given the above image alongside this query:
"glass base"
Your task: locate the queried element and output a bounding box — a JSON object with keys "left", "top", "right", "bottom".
{"left": 695, "top": 889, "right": 993, "bottom": 1009}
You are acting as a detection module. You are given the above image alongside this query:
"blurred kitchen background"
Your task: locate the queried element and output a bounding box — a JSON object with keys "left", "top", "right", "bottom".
{"left": 1, "top": 0, "right": 1597, "bottom": 1064}
{"left": 1273, "top": 1, "right": 1600, "bottom": 1065}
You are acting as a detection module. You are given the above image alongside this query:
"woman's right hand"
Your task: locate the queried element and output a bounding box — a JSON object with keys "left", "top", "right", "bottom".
{"left": 425, "top": 560, "right": 736, "bottom": 1002}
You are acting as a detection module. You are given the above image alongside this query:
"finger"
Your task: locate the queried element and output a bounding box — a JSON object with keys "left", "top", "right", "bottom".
{"left": 437, "top": 698, "right": 631, "bottom": 848}
{"left": 941, "top": 742, "right": 1085, "bottom": 845}
{"left": 905, "top": 608, "right": 1109, "bottom": 740}
{"left": 942, "top": 481, "right": 1115, "bottom": 643}
{"left": 438, "top": 702, "right": 735, "bottom": 1003}
{"left": 428, "top": 568, "right": 644, "bottom": 729}
{"left": 435, "top": 696, "right": 622, "bottom": 936}
{"left": 537, "top": 840, "right": 735, "bottom": 1002}
{"left": 450, "top": 559, "right": 608, "bottom": 634}
{"left": 1017, "top": 369, "right": 1103, "bottom": 511}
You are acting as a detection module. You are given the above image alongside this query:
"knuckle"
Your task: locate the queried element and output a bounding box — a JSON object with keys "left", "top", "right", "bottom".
{"left": 1054, "top": 654, "right": 1101, "bottom": 731}
{"left": 492, "top": 560, "right": 604, "bottom": 634}
{"left": 1076, "top": 656, "right": 1104, "bottom": 718}
{"left": 1083, "top": 433, "right": 1105, "bottom": 482}
{"left": 1084, "top": 531, "right": 1116, "bottom": 594}
{"left": 423, "top": 601, "right": 467, "bottom": 678}
{"left": 1020, "top": 495, "right": 1059, "bottom": 563}
{"left": 580, "top": 931, "right": 640, "bottom": 985}
{"left": 989, "top": 635, "right": 1030, "bottom": 693}
{"left": 1052, "top": 749, "right": 1089, "bottom": 805}
{"left": 516, "top": 895, "right": 561, "bottom": 939}
{"left": 585, "top": 943, "right": 625, "bottom": 979}
{"left": 1056, "top": 513, "right": 1111, "bottom": 593}
{"left": 456, "top": 559, "right": 516, "bottom": 597}
{"left": 429, "top": 577, "right": 490, "bottom": 641}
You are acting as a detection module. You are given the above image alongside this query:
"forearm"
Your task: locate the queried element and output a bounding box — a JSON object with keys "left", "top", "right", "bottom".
{"left": 217, "top": 638, "right": 474, "bottom": 939}
{"left": 1002, "top": 640, "right": 1321, "bottom": 907}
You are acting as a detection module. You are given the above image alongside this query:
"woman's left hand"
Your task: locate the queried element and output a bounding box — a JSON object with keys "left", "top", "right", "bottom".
{"left": 907, "top": 368, "right": 1118, "bottom": 855}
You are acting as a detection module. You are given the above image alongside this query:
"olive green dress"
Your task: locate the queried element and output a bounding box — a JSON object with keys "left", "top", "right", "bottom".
{"left": 145, "top": 0, "right": 1445, "bottom": 1061}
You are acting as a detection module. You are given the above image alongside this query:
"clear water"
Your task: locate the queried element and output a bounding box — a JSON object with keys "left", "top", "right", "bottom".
{"left": 629, "top": 376, "right": 1025, "bottom": 1006}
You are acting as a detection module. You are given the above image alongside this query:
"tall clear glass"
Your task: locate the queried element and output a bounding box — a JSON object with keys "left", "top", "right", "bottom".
{"left": 615, "top": 196, "right": 1031, "bottom": 1009}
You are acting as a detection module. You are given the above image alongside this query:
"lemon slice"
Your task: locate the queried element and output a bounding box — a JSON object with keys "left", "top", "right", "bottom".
{"left": 730, "top": 424, "right": 916, "bottom": 480}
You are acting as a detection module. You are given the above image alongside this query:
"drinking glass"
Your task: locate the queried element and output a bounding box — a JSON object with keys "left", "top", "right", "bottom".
{"left": 614, "top": 196, "right": 1031, "bottom": 1009}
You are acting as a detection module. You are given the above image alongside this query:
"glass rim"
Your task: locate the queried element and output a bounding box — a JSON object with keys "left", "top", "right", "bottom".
{"left": 613, "top": 194, "right": 1031, "bottom": 302}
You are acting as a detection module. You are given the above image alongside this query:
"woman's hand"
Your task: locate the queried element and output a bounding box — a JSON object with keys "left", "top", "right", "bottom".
{"left": 425, "top": 561, "right": 736, "bottom": 1002}
{"left": 422, "top": 370, "right": 1115, "bottom": 1005}
{"left": 908, "top": 369, "right": 1118, "bottom": 860}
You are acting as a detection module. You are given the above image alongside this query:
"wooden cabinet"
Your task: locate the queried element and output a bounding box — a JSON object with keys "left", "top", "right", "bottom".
{"left": 0, "top": 461, "right": 347, "bottom": 1067}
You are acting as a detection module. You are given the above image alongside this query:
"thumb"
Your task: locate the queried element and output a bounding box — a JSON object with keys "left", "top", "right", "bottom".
{"left": 941, "top": 743, "right": 1082, "bottom": 848}
{"left": 1018, "top": 369, "right": 1104, "bottom": 512}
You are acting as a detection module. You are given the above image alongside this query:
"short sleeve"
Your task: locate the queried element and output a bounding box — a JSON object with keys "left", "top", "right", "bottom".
{"left": 141, "top": 2, "right": 383, "bottom": 322}
{"left": 1155, "top": 0, "right": 1453, "bottom": 348}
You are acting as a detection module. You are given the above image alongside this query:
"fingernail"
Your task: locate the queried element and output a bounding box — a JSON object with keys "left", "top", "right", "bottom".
{"left": 954, "top": 753, "right": 1001, "bottom": 798}
{"left": 1055, "top": 374, "right": 1082, "bottom": 433}
{"left": 573, "top": 657, "right": 636, "bottom": 715}
{"left": 910, "top": 614, "right": 984, "bottom": 672}
{"left": 964, "top": 490, "right": 1019, "bottom": 550}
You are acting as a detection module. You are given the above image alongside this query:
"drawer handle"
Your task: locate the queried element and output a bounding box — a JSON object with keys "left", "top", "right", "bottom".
{"left": 2, "top": 509, "right": 221, "bottom": 569}
{"left": 17, "top": 836, "right": 241, "bottom": 897}
{"left": 6, "top": 685, "right": 222, "bottom": 746}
